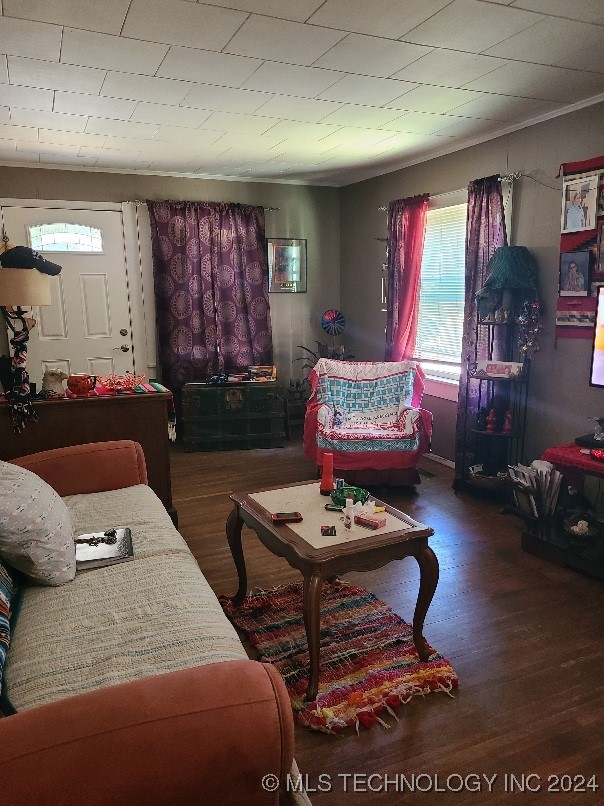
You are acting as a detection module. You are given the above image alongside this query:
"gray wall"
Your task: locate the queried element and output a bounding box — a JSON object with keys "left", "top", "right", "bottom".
{"left": 340, "top": 103, "right": 604, "bottom": 461}
{"left": 0, "top": 167, "right": 340, "bottom": 386}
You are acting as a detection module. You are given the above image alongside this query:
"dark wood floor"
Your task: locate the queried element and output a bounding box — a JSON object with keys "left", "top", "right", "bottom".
{"left": 171, "top": 439, "right": 603, "bottom": 805}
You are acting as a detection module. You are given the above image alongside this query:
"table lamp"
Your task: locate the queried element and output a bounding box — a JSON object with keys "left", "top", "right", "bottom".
{"left": 0, "top": 244, "right": 61, "bottom": 432}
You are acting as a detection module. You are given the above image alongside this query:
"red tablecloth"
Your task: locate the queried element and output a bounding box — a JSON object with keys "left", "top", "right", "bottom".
{"left": 542, "top": 443, "right": 604, "bottom": 490}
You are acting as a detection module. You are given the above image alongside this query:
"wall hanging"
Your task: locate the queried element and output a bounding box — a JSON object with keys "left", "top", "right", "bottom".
{"left": 556, "top": 155, "right": 604, "bottom": 341}
{"left": 267, "top": 238, "right": 307, "bottom": 293}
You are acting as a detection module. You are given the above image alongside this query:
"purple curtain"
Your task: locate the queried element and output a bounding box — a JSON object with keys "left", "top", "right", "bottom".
{"left": 147, "top": 200, "right": 272, "bottom": 397}
{"left": 454, "top": 176, "right": 507, "bottom": 480}
{"left": 384, "top": 194, "right": 430, "bottom": 361}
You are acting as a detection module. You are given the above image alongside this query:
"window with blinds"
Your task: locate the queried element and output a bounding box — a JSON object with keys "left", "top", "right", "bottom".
{"left": 414, "top": 202, "right": 467, "bottom": 382}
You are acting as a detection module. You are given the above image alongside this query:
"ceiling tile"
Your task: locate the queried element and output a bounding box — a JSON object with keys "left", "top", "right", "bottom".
{"left": 18, "top": 141, "right": 82, "bottom": 156}
{"left": 8, "top": 57, "right": 106, "bottom": 95}
{"left": 258, "top": 120, "right": 342, "bottom": 142}
{"left": 41, "top": 153, "right": 98, "bottom": 166}
{"left": 312, "top": 34, "right": 431, "bottom": 78}
{"left": 156, "top": 47, "right": 262, "bottom": 87}
{"left": 151, "top": 126, "right": 226, "bottom": 146}
{"left": 390, "top": 50, "right": 507, "bottom": 88}
{"left": 0, "top": 16, "right": 62, "bottom": 61}
{"left": 199, "top": 111, "right": 280, "bottom": 135}
{"left": 54, "top": 92, "right": 137, "bottom": 120}
{"left": 0, "top": 149, "right": 39, "bottom": 162}
{"left": 61, "top": 29, "right": 169, "bottom": 75}
{"left": 485, "top": 17, "right": 604, "bottom": 72}
{"left": 181, "top": 84, "right": 272, "bottom": 114}
{"left": 198, "top": 1, "right": 325, "bottom": 22}
{"left": 0, "top": 84, "right": 53, "bottom": 112}
{"left": 431, "top": 116, "right": 507, "bottom": 137}
{"left": 100, "top": 72, "right": 194, "bottom": 105}
{"left": 37, "top": 129, "right": 108, "bottom": 148}
{"left": 224, "top": 16, "right": 346, "bottom": 67}
{"left": 404, "top": 0, "right": 542, "bottom": 52}
{"left": 3, "top": 0, "right": 132, "bottom": 35}
{"left": 307, "top": 0, "right": 451, "bottom": 39}
{"left": 0, "top": 108, "right": 12, "bottom": 126}
{"left": 318, "top": 127, "right": 399, "bottom": 150}
{"left": 448, "top": 93, "right": 563, "bottom": 121}
{"left": 510, "top": 0, "right": 604, "bottom": 25}
{"left": 122, "top": 0, "right": 247, "bottom": 50}
{"left": 210, "top": 132, "right": 291, "bottom": 151}
{"left": 379, "top": 110, "right": 462, "bottom": 134}
{"left": 463, "top": 62, "right": 604, "bottom": 102}
{"left": 0, "top": 123, "right": 38, "bottom": 141}
{"left": 385, "top": 85, "right": 490, "bottom": 114}
{"left": 317, "top": 75, "right": 417, "bottom": 106}
{"left": 318, "top": 104, "right": 405, "bottom": 128}
{"left": 11, "top": 108, "right": 87, "bottom": 132}
{"left": 252, "top": 96, "right": 344, "bottom": 123}
{"left": 131, "top": 103, "right": 213, "bottom": 127}
{"left": 0, "top": 58, "right": 9, "bottom": 85}
{"left": 241, "top": 63, "right": 342, "bottom": 98}
{"left": 84, "top": 118, "right": 159, "bottom": 139}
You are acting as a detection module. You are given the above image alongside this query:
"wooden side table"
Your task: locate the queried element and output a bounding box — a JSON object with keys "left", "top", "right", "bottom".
{"left": 0, "top": 393, "right": 176, "bottom": 524}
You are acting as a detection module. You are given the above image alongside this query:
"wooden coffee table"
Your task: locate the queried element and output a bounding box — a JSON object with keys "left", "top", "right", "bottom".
{"left": 225, "top": 481, "right": 439, "bottom": 702}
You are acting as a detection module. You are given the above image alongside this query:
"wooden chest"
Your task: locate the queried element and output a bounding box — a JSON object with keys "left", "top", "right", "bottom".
{"left": 182, "top": 382, "right": 286, "bottom": 450}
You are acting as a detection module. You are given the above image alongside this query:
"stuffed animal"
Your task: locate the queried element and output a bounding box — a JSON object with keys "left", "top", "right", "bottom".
{"left": 41, "top": 369, "right": 68, "bottom": 397}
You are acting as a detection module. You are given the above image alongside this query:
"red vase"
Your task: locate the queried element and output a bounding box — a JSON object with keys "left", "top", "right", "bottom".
{"left": 320, "top": 452, "right": 334, "bottom": 495}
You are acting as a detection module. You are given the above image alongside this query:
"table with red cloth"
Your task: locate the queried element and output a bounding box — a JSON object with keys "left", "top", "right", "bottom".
{"left": 541, "top": 443, "right": 604, "bottom": 492}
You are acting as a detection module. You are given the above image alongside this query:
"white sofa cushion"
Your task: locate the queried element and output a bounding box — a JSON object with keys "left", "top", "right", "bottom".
{"left": 4, "top": 485, "right": 247, "bottom": 711}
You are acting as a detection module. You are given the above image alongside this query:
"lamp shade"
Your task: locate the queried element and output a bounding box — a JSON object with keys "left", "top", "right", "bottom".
{"left": 476, "top": 246, "right": 539, "bottom": 319}
{"left": 0, "top": 268, "right": 52, "bottom": 306}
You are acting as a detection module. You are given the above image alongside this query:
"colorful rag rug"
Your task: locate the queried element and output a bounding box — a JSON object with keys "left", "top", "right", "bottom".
{"left": 220, "top": 580, "right": 458, "bottom": 733}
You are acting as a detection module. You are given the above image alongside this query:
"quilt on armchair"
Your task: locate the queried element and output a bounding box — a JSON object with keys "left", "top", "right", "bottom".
{"left": 304, "top": 360, "right": 432, "bottom": 478}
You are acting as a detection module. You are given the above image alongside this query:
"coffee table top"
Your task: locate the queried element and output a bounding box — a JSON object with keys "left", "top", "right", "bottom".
{"left": 231, "top": 481, "right": 432, "bottom": 561}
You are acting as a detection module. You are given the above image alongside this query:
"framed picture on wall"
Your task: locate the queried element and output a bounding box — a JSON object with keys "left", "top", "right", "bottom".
{"left": 559, "top": 250, "right": 590, "bottom": 296}
{"left": 598, "top": 220, "right": 604, "bottom": 275}
{"left": 267, "top": 238, "right": 307, "bottom": 293}
{"left": 561, "top": 173, "right": 599, "bottom": 233}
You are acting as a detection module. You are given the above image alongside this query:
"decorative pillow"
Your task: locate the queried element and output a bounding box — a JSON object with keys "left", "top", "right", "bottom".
{"left": 0, "top": 461, "right": 75, "bottom": 586}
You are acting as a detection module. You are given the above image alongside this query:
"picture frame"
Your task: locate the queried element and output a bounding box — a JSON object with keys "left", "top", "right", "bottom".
{"left": 597, "top": 174, "right": 604, "bottom": 217}
{"left": 559, "top": 250, "right": 590, "bottom": 297}
{"left": 561, "top": 173, "right": 599, "bottom": 233}
{"left": 267, "top": 238, "right": 307, "bottom": 293}
{"left": 598, "top": 220, "right": 604, "bottom": 275}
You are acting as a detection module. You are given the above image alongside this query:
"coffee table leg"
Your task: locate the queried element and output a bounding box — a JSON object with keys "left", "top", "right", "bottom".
{"left": 226, "top": 506, "right": 248, "bottom": 606}
{"left": 413, "top": 544, "right": 439, "bottom": 661}
{"left": 302, "top": 574, "right": 322, "bottom": 702}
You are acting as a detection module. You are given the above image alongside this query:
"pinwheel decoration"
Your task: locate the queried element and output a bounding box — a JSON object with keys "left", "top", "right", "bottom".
{"left": 321, "top": 309, "right": 346, "bottom": 336}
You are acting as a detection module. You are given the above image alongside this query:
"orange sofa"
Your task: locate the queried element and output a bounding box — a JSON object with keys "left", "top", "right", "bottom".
{"left": 1, "top": 441, "right": 295, "bottom": 805}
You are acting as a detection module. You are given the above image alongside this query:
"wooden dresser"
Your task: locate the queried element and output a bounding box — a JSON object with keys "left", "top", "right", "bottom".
{"left": 182, "top": 382, "right": 286, "bottom": 451}
{"left": 0, "top": 393, "right": 176, "bottom": 524}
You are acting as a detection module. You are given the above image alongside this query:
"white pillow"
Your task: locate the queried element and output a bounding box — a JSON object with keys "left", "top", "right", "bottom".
{"left": 0, "top": 461, "right": 75, "bottom": 586}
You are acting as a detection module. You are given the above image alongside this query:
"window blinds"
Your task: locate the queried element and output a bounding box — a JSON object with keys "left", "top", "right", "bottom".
{"left": 415, "top": 203, "right": 467, "bottom": 366}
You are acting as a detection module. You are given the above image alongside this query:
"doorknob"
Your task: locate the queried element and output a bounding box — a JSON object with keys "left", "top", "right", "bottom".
{"left": 120, "top": 328, "right": 128, "bottom": 336}
{"left": 113, "top": 344, "right": 130, "bottom": 352}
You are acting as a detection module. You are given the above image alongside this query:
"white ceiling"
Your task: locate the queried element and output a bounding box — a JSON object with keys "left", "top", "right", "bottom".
{"left": 0, "top": 0, "right": 602, "bottom": 186}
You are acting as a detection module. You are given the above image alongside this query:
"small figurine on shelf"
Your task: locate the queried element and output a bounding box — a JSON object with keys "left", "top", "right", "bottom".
{"left": 502, "top": 410, "right": 513, "bottom": 434}
{"left": 486, "top": 408, "right": 497, "bottom": 433}
{"left": 476, "top": 407, "right": 488, "bottom": 430}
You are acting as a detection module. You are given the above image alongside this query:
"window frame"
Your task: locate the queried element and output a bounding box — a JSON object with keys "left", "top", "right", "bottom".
{"left": 27, "top": 222, "right": 104, "bottom": 254}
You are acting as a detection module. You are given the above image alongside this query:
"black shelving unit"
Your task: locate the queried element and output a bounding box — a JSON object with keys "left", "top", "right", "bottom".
{"left": 454, "top": 316, "right": 530, "bottom": 495}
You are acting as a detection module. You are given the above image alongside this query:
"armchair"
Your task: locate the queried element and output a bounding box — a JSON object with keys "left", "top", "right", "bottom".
{"left": 304, "top": 360, "right": 432, "bottom": 486}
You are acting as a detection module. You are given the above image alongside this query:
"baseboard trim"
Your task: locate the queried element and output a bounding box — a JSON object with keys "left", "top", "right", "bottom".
{"left": 425, "top": 452, "right": 455, "bottom": 469}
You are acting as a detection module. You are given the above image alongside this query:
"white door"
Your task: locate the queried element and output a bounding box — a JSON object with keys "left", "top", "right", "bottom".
{"left": 1, "top": 206, "right": 134, "bottom": 387}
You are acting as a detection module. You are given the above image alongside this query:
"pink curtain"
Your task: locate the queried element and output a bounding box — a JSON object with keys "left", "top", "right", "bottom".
{"left": 384, "top": 194, "right": 429, "bottom": 361}
{"left": 147, "top": 200, "right": 272, "bottom": 396}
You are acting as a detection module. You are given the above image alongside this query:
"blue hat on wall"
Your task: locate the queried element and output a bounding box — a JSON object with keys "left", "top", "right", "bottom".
{"left": 0, "top": 245, "right": 62, "bottom": 276}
